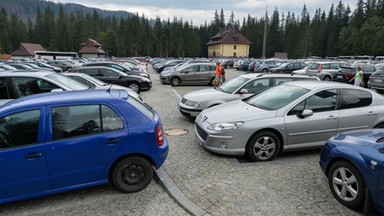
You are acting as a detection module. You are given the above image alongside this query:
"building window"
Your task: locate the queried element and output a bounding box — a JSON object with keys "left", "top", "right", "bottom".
{"left": 234, "top": 45, "right": 237, "bottom": 50}
{"left": 234, "top": 52, "right": 237, "bottom": 57}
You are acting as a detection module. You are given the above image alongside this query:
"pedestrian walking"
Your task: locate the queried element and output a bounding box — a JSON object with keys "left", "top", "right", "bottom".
{"left": 349, "top": 66, "right": 364, "bottom": 87}
{"left": 214, "top": 61, "right": 223, "bottom": 87}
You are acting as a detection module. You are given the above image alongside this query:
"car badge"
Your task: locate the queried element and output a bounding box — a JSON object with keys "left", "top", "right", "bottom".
{"left": 201, "top": 116, "right": 208, "bottom": 123}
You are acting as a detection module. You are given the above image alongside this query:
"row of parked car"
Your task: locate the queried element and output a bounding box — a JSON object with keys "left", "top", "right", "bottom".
{"left": 156, "top": 60, "right": 384, "bottom": 214}
{"left": 0, "top": 57, "right": 170, "bottom": 205}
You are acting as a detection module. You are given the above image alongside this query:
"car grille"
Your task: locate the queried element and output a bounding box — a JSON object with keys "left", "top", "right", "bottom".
{"left": 195, "top": 124, "right": 207, "bottom": 141}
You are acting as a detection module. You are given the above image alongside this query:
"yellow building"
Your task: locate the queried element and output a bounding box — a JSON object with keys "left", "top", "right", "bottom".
{"left": 207, "top": 27, "right": 251, "bottom": 58}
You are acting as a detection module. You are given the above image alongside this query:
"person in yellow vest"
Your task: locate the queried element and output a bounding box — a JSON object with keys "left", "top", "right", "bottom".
{"left": 349, "top": 66, "right": 364, "bottom": 87}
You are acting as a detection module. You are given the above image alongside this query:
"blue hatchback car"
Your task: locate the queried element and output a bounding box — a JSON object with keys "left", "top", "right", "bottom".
{"left": 0, "top": 89, "right": 168, "bottom": 204}
{"left": 319, "top": 129, "right": 384, "bottom": 215}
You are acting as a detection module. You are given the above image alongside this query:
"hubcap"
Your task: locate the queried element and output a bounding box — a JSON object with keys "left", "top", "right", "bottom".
{"left": 332, "top": 167, "right": 358, "bottom": 201}
{"left": 253, "top": 136, "right": 276, "bottom": 160}
{"left": 129, "top": 84, "right": 139, "bottom": 92}
{"left": 122, "top": 164, "right": 144, "bottom": 184}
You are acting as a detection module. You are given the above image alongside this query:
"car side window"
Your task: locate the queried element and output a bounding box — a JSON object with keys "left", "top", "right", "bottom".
{"left": 274, "top": 78, "right": 293, "bottom": 85}
{"left": 242, "top": 79, "right": 269, "bottom": 93}
{"left": 84, "top": 68, "right": 100, "bottom": 76}
{"left": 199, "top": 65, "right": 210, "bottom": 72}
{"left": 288, "top": 89, "right": 337, "bottom": 115}
{"left": 0, "top": 77, "right": 9, "bottom": 99}
{"left": 0, "top": 109, "right": 40, "bottom": 149}
{"left": 11, "top": 77, "right": 58, "bottom": 97}
{"left": 100, "top": 68, "right": 119, "bottom": 77}
{"left": 184, "top": 65, "right": 198, "bottom": 73}
{"left": 52, "top": 105, "right": 124, "bottom": 140}
{"left": 322, "top": 64, "right": 330, "bottom": 69}
{"left": 330, "top": 63, "right": 340, "bottom": 69}
{"left": 339, "top": 89, "right": 372, "bottom": 109}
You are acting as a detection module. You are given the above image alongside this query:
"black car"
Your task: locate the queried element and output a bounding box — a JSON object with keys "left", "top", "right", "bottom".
{"left": 269, "top": 62, "right": 307, "bottom": 74}
{"left": 221, "top": 59, "right": 234, "bottom": 69}
{"left": 68, "top": 66, "right": 151, "bottom": 93}
{"left": 333, "top": 64, "right": 376, "bottom": 88}
{"left": 82, "top": 61, "right": 150, "bottom": 78}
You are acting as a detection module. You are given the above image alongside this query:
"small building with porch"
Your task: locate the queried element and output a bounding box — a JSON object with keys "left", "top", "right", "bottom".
{"left": 78, "top": 38, "right": 106, "bottom": 58}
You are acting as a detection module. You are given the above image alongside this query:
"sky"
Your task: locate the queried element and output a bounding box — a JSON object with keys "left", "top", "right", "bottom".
{"left": 51, "top": 0, "right": 359, "bottom": 26}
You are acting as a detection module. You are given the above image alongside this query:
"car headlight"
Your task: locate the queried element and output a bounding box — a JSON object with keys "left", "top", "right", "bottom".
{"left": 207, "top": 121, "right": 244, "bottom": 131}
{"left": 184, "top": 100, "right": 199, "bottom": 107}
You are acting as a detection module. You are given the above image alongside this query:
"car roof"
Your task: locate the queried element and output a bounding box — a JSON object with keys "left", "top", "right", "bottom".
{"left": 238, "top": 73, "right": 317, "bottom": 79}
{"left": 0, "top": 71, "right": 55, "bottom": 77}
{"left": 283, "top": 80, "right": 367, "bottom": 89}
{"left": 0, "top": 89, "right": 129, "bottom": 113}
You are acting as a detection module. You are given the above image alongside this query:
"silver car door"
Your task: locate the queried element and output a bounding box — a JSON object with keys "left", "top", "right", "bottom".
{"left": 337, "top": 88, "right": 377, "bottom": 133}
{"left": 284, "top": 89, "right": 339, "bottom": 148}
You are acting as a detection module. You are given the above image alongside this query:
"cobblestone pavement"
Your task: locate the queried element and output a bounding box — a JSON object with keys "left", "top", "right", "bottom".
{"left": 0, "top": 66, "right": 375, "bottom": 216}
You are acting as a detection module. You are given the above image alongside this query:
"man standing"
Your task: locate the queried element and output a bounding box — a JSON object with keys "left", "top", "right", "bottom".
{"left": 214, "top": 61, "right": 223, "bottom": 87}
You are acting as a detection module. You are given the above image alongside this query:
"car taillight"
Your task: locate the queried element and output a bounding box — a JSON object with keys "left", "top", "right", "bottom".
{"left": 346, "top": 74, "right": 354, "bottom": 78}
{"left": 156, "top": 125, "right": 164, "bottom": 146}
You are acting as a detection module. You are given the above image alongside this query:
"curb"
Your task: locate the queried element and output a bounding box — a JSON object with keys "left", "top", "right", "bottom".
{"left": 155, "top": 167, "right": 207, "bottom": 216}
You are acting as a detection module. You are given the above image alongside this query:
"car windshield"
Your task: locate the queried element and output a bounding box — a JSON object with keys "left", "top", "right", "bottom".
{"left": 46, "top": 73, "right": 89, "bottom": 90}
{"left": 218, "top": 76, "right": 250, "bottom": 93}
{"left": 244, "top": 84, "right": 310, "bottom": 110}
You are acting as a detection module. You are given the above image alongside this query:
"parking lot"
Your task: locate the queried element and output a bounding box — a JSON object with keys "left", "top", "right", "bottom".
{"left": 0, "top": 66, "right": 370, "bottom": 215}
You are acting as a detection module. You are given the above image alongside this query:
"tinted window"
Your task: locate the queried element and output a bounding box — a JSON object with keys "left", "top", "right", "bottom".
{"left": 308, "top": 63, "right": 319, "bottom": 70}
{"left": 0, "top": 110, "right": 40, "bottom": 149}
{"left": 0, "top": 77, "right": 9, "bottom": 99}
{"left": 242, "top": 78, "right": 269, "bottom": 93}
{"left": 274, "top": 78, "right": 293, "bottom": 85}
{"left": 199, "top": 65, "right": 211, "bottom": 72}
{"left": 100, "top": 68, "right": 119, "bottom": 77}
{"left": 339, "top": 89, "right": 372, "bottom": 109}
{"left": 11, "top": 77, "right": 61, "bottom": 97}
{"left": 322, "top": 64, "right": 330, "bottom": 69}
{"left": 184, "top": 65, "right": 198, "bottom": 73}
{"left": 52, "top": 105, "right": 124, "bottom": 140}
{"left": 84, "top": 68, "right": 100, "bottom": 76}
{"left": 330, "top": 63, "right": 340, "bottom": 69}
{"left": 127, "top": 96, "right": 155, "bottom": 119}
{"left": 289, "top": 89, "right": 337, "bottom": 115}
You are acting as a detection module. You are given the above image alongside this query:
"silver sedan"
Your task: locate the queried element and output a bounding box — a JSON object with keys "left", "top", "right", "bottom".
{"left": 195, "top": 81, "right": 384, "bottom": 162}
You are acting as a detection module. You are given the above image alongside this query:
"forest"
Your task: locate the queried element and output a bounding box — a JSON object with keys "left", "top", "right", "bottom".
{"left": 0, "top": 0, "right": 384, "bottom": 59}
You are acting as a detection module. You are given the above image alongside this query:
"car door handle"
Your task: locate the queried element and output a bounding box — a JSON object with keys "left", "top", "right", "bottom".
{"left": 367, "top": 111, "right": 376, "bottom": 116}
{"left": 327, "top": 115, "right": 337, "bottom": 120}
{"left": 106, "top": 138, "right": 120, "bottom": 144}
{"left": 25, "top": 153, "right": 43, "bottom": 159}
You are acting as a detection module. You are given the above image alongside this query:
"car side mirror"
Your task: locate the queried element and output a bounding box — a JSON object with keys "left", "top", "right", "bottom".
{"left": 239, "top": 89, "right": 248, "bottom": 94}
{"left": 297, "top": 109, "right": 313, "bottom": 118}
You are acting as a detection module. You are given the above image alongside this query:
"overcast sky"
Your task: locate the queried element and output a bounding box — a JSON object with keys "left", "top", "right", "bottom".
{"left": 52, "top": 0, "right": 358, "bottom": 25}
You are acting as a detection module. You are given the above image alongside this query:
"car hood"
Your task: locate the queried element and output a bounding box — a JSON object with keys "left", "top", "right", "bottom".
{"left": 199, "top": 100, "right": 277, "bottom": 123}
{"left": 184, "top": 88, "right": 229, "bottom": 101}
{"left": 332, "top": 129, "right": 384, "bottom": 147}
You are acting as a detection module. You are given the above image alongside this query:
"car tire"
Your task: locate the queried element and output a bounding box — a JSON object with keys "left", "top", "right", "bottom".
{"left": 128, "top": 82, "right": 141, "bottom": 93}
{"left": 246, "top": 131, "right": 280, "bottom": 162}
{"left": 111, "top": 156, "right": 153, "bottom": 193}
{"left": 323, "top": 76, "right": 331, "bottom": 81}
{"left": 328, "top": 161, "right": 365, "bottom": 209}
{"left": 262, "top": 69, "right": 268, "bottom": 73}
{"left": 171, "top": 77, "right": 181, "bottom": 86}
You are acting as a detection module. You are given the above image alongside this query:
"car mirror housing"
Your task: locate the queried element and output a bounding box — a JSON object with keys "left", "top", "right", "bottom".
{"left": 297, "top": 109, "right": 313, "bottom": 118}
{"left": 239, "top": 89, "right": 248, "bottom": 94}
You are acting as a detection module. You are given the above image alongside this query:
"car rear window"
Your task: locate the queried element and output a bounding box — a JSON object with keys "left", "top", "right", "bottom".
{"left": 127, "top": 96, "right": 155, "bottom": 119}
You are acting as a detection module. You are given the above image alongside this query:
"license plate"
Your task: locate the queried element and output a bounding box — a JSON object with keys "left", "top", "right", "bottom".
{"left": 336, "top": 75, "right": 343, "bottom": 79}
{"left": 374, "top": 79, "right": 382, "bottom": 83}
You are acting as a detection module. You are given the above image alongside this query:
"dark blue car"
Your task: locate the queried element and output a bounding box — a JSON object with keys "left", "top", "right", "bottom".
{"left": 0, "top": 89, "right": 168, "bottom": 204}
{"left": 319, "top": 129, "right": 384, "bottom": 215}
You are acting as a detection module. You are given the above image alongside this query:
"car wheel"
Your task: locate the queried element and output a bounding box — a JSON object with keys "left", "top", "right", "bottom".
{"left": 111, "top": 156, "right": 153, "bottom": 193}
{"left": 246, "top": 131, "right": 280, "bottom": 162}
{"left": 323, "top": 76, "right": 331, "bottom": 81}
{"left": 262, "top": 69, "right": 268, "bottom": 73}
{"left": 128, "top": 82, "right": 141, "bottom": 93}
{"left": 171, "top": 77, "right": 181, "bottom": 86}
{"left": 328, "top": 161, "right": 365, "bottom": 209}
